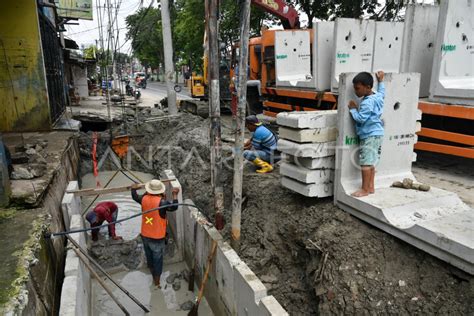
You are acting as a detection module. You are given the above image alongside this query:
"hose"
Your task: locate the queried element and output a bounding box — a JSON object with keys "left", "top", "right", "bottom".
{"left": 45, "top": 202, "right": 208, "bottom": 238}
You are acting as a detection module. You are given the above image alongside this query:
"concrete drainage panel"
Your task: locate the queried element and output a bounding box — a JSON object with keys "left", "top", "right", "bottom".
{"left": 59, "top": 170, "right": 288, "bottom": 315}
{"left": 334, "top": 72, "right": 473, "bottom": 274}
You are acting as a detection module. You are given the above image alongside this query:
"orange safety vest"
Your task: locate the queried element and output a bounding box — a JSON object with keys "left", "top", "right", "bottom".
{"left": 141, "top": 195, "right": 167, "bottom": 239}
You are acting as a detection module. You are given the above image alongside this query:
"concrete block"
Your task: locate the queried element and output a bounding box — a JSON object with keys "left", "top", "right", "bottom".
{"left": 279, "top": 126, "right": 337, "bottom": 143}
{"left": 276, "top": 110, "right": 337, "bottom": 129}
{"left": 283, "top": 154, "right": 335, "bottom": 170}
{"left": 281, "top": 176, "right": 333, "bottom": 197}
{"left": 215, "top": 242, "right": 241, "bottom": 315}
{"left": 258, "top": 296, "right": 289, "bottom": 316}
{"left": 61, "top": 181, "right": 80, "bottom": 230}
{"left": 234, "top": 263, "right": 268, "bottom": 316}
{"left": 278, "top": 139, "right": 335, "bottom": 158}
{"left": 280, "top": 162, "right": 334, "bottom": 184}
{"left": 69, "top": 214, "right": 86, "bottom": 249}
{"left": 64, "top": 251, "right": 79, "bottom": 277}
{"left": 59, "top": 275, "right": 79, "bottom": 316}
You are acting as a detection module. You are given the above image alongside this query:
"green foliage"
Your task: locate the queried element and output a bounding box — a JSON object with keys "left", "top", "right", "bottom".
{"left": 289, "top": 0, "right": 406, "bottom": 27}
{"left": 126, "top": 7, "right": 164, "bottom": 68}
{"left": 174, "top": 0, "right": 205, "bottom": 70}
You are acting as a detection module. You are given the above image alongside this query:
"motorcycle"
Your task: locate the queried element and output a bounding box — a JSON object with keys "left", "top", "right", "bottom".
{"left": 134, "top": 86, "right": 141, "bottom": 101}
{"left": 138, "top": 79, "right": 147, "bottom": 89}
{"left": 125, "top": 80, "right": 134, "bottom": 96}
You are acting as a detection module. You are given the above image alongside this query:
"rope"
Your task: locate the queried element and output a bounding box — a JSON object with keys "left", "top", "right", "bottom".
{"left": 46, "top": 203, "right": 206, "bottom": 238}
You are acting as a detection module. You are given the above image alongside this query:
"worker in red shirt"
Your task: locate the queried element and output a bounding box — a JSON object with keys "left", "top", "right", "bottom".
{"left": 85, "top": 201, "right": 123, "bottom": 241}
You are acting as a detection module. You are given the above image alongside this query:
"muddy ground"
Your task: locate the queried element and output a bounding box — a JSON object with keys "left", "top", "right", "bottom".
{"left": 78, "top": 112, "right": 473, "bottom": 315}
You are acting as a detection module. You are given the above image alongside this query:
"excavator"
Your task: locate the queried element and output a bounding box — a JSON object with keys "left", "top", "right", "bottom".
{"left": 185, "top": 0, "right": 300, "bottom": 114}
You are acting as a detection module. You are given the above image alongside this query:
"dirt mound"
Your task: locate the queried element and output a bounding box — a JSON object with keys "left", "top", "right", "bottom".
{"left": 78, "top": 113, "right": 473, "bottom": 315}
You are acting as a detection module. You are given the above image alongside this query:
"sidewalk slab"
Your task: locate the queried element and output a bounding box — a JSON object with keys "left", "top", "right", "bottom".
{"left": 280, "top": 162, "right": 334, "bottom": 184}
{"left": 276, "top": 111, "right": 337, "bottom": 129}
{"left": 278, "top": 139, "right": 335, "bottom": 158}
{"left": 279, "top": 127, "right": 337, "bottom": 143}
{"left": 281, "top": 176, "right": 333, "bottom": 197}
{"left": 283, "top": 154, "right": 335, "bottom": 169}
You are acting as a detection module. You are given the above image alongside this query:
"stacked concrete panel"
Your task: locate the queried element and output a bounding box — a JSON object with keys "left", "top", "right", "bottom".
{"left": 429, "top": 0, "right": 474, "bottom": 106}
{"left": 400, "top": 4, "right": 440, "bottom": 97}
{"left": 331, "top": 18, "right": 376, "bottom": 93}
{"left": 276, "top": 111, "right": 337, "bottom": 197}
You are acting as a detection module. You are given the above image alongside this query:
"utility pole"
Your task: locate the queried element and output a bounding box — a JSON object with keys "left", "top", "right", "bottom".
{"left": 160, "top": 0, "right": 177, "bottom": 115}
{"left": 231, "top": 0, "right": 251, "bottom": 251}
{"left": 207, "top": 0, "right": 224, "bottom": 230}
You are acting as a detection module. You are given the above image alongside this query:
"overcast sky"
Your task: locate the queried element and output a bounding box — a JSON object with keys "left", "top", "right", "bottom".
{"left": 64, "top": 0, "right": 147, "bottom": 54}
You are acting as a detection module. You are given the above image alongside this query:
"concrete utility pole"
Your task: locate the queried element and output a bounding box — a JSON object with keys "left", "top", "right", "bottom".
{"left": 231, "top": 0, "right": 251, "bottom": 251}
{"left": 207, "top": 0, "right": 225, "bottom": 230}
{"left": 160, "top": 0, "right": 178, "bottom": 115}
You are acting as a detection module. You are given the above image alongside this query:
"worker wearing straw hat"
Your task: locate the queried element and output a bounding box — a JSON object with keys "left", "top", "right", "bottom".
{"left": 131, "top": 179, "right": 180, "bottom": 288}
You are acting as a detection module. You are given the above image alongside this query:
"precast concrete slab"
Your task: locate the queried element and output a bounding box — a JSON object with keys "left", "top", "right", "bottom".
{"left": 279, "top": 126, "right": 337, "bottom": 143}
{"left": 331, "top": 18, "right": 375, "bottom": 93}
{"left": 276, "top": 111, "right": 337, "bottom": 129}
{"left": 280, "top": 162, "right": 334, "bottom": 184}
{"left": 400, "top": 4, "right": 440, "bottom": 97}
{"left": 277, "top": 139, "right": 335, "bottom": 158}
{"left": 281, "top": 176, "right": 333, "bottom": 197}
{"left": 428, "top": 0, "right": 474, "bottom": 106}
{"left": 334, "top": 72, "right": 474, "bottom": 274}
{"left": 283, "top": 154, "right": 335, "bottom": 169}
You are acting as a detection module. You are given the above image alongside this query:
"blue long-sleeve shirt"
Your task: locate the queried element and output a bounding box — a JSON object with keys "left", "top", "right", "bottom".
{"left": 350, "top": 82, "right": 385, "bottom": 140}
{"left": 251, "top": 125, "right": 277, "bottom": 153}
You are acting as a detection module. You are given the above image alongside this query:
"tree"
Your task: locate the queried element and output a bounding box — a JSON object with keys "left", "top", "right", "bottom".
{"left": 126, "top": 7, "right": 164, "bottom": 68}
{"left": 290, "top": 0, "right": 406, "bottom": 28}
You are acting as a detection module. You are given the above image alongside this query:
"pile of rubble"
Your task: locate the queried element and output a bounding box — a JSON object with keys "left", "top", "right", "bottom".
{"left": 10, "top": 140, "right": 49, "bottom": 180}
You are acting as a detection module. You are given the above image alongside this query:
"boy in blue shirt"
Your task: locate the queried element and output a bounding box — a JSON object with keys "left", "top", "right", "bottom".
{"left": 348, "top": 71, "right": 385, "bottom": 197}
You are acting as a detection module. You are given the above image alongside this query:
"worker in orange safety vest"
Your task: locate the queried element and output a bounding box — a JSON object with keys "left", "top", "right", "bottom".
{"left": 131, "top": 179, "right": 179, "bottom": 288}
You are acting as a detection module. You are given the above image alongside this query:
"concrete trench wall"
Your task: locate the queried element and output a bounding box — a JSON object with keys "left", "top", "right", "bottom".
{"left": 161, "top": 170, "right": 288, "bottom": 315}
{"left": 59, "top": 169, "right": 287, "bottom": 315}
{"left": 180, "top": 200, "right": 288, "bottom": 315}
{"left": 1, "top": 137, "right": 79, "bottom": 315}
{"left": 59, "top": 181, "right": 91, "bottom": 316}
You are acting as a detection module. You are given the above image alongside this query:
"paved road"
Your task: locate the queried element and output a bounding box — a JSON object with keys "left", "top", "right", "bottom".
{"left": 141, "top": 81, "right": 192, "bottom": 104}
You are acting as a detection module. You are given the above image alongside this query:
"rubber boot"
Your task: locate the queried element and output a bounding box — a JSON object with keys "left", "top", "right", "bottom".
{"left": 253, "top": 158, "right": 273, "bottom": 174}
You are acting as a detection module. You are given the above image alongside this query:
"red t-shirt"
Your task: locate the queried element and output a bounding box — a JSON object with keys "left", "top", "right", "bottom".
{"left": 93, "top": 202, "right": 118, "bottom": 237}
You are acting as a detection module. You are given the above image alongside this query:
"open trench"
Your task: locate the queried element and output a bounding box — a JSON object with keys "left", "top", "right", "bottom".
{"left": 80, "top": 171, "right": 213, "bottom": 315}
{"left": 75, "top": 112, "right": 473, "bottom": 315}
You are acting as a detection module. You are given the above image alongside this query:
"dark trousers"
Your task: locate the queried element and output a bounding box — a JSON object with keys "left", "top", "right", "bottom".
{"left": 141, "top": 236, "right": 165, "bottom": 278}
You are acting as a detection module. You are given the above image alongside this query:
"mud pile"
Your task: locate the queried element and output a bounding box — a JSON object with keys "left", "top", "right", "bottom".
{"left": 78, "top": 113, "right": 473, "bottom": 315}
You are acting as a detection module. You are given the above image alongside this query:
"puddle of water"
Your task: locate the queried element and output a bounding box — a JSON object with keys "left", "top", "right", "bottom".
{"left": 91, "top": 261, "right": 213, "bottom": 316}
{"left": 81, "top": 171, "right": 154, "bottom": 240}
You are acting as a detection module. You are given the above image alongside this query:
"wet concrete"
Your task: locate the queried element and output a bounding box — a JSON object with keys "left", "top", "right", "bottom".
{"left": 91, "top": 262, "right": 213, "bottom": 315}
{"left": 81, "top": 171, "right": 153, "bottom": 241}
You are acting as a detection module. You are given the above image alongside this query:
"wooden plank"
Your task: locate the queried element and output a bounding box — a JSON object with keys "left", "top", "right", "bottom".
{"left": 415, "top": 142, "right": 474, "bottom": 159}
{"left": 264, "top": 101, "right": 318, "bottom": 112}
{"left": 263, "top": 87, "right": 337, "bottom": 103}
{"left": 67, "top": 178, "right": 177, "bottom": 196}
{"left": 418, "top": 128, "right": 474, "bottom": 146}
{"left": 67, "top": 184, "right": 145, "bottom": 196}
{"left": 418, "top": 101, "right": 474, "bottom": 120}
{"left": 263, "top": 110, "right": 277, "bottom": 118}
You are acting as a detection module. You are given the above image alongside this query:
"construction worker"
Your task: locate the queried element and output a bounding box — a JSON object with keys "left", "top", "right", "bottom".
{"left": 131, "top": 179, "right": 179, "bottom": 288}
{"left": 243, "top": 115, "right": 278, "bottom": 173}
{"left": 85, "top": 201, "right": 122, "bottom": 242}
